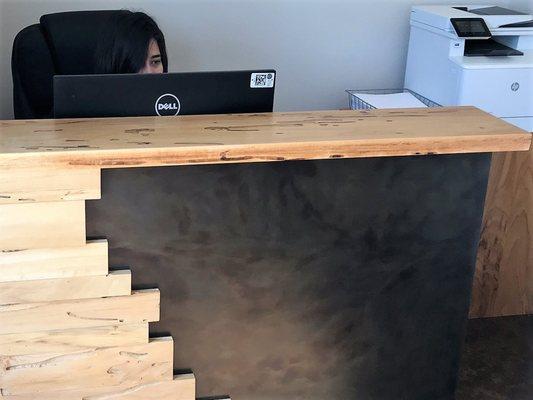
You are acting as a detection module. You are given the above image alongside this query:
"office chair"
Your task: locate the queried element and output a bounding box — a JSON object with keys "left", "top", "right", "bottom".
{"left": 11, "top": 10, "right": 121, "bottom": 119}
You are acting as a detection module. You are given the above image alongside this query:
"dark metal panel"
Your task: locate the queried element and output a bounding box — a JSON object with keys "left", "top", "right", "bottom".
{"left": 87, "top": 154, "right": 491, "bottom": 400}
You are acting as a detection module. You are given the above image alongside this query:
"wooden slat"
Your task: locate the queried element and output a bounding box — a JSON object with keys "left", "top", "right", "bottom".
{"left": 0, "top": 289, "right": 160, "bottom": 335}
{"left": 0, "top": 324, "right": 148, "bottom": 356}
{"left": 84, "top": 374, "right": 195, "bottom": 400}
{"left": 0, "top": 337, "right": 173, "bottom": 395}
{"left": 470, "top": 143, "right": 533, "bottom": 317}
{"left": 0, "top": 239, "right": 108, "bottom": 283}
{"left": 0, "top": 167, "right": 100, "bottom": 204}
{"left": 0, "top": 270, "right": 131, "bottom": 305}
{"left": 0, "top": 373, "right": 189, "bottom": 400}
{"left": 0, "top": 108, "right": 529, "bottom": 171}
{"left": 0, "top": 201, "right": 86, "bottom": 251}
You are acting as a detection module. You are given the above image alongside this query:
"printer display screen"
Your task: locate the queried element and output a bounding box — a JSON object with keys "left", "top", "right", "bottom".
{"left": 450, "top": 18, "right": 491, "bottom": 38}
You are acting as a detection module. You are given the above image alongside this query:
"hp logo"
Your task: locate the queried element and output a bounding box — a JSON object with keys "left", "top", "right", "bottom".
{"left": 511, "top": 82, "right": 520, "bottom": 92}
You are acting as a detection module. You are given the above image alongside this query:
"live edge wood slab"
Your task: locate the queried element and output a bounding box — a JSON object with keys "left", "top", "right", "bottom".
{"left": 0, "top": 107, "right": 529, "bottom": 169}
{"left": 0, "top": 107, "right": 530, "bottom": 400}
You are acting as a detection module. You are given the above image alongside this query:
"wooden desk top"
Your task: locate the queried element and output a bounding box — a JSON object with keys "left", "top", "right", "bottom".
{"left": 0, "top": 107, "right": 530, "bottom": 169}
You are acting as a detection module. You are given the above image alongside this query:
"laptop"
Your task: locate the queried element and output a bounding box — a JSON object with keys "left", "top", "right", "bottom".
{"left": 53, "top": 69, "right": 276, "bottom": 118}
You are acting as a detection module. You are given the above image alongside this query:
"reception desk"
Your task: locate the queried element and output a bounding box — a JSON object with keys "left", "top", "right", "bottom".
{"left": 0, "top": 107, "right": 530, "bottom": 400}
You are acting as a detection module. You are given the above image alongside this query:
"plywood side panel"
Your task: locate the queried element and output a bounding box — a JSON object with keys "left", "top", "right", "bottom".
{"left": 0, "top": 201, "right": 86, "bottom": 251}
{"left": 0, "top": 289, "right": 160, "bottom": 335}
{"left": 471, "top": 146, "right": 533, "bottom": 317}
{"left": 0, "top": 270, "right": 131, "bottom": 305}
{"left": 0, "top": 167, "right": 100, "bottom": 204}
{"left": 0, "top": 324, "right": 149, "bottom": 356}
{"left": 0, "top": 337, "right": 173, "bottom": 396}
{"left": 0, "top": 240, "right": 108, "bottom": 283}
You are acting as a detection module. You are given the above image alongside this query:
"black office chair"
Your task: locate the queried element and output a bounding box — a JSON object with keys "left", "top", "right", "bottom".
{"left": 11, "top": 10, "right": 121, "bottom": 119}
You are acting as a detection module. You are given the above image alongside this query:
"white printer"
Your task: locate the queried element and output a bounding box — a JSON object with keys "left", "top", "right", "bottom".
{"left": 404, "top": 5, "right": 533, "bottom": 131}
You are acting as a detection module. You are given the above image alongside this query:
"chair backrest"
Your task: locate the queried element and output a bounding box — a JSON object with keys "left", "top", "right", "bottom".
{"left": 11, "top": 10, "right": 121, "bottom": 119}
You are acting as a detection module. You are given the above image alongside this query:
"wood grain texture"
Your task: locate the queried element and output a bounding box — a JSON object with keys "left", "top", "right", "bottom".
{"left": 0, "top": 324, "right": 148, "bottom": 356}
{"left": 0, "top": 289, "right": 160, "bottom": 335}
{"left": 0, "top": 270, "right": 131, "bottom": 305}
{"left": 0, "top": 337, "right": 173, "bottom": 395}
{"left": 0, "top": 167, "right": 100, "bottom": 204}
{"left": 84, "top": 374, "right": 195, "bottom": 400}
{"left": 0, "top": 200, "right": 86, "bottom": 251}
{"left": 0, "top": 239, "right": 108, "bottom": 283}
{"left": 470, "top": 142, "right": 533, "bottom": 317}
{"left": 0, "top": 374, "right": 191, "bottom": 400}
{"left": 0, "top": 108, "right": 529, "bottom": 171}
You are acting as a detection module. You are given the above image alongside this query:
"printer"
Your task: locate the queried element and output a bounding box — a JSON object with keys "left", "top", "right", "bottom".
{"left": 404, "top": 5, "right": 533, "bottom": 131}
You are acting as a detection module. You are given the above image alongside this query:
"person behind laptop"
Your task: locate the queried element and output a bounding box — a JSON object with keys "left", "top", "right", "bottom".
{"left": 94, "top": 11, "right": 168, "bottom": 74}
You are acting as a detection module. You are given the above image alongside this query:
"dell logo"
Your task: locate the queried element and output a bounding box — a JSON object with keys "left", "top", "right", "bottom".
{"left": 511, "top": 82, "right": 519, "bottom": 92}
{"left": 158, "top": 103, "right": 178, "bottom": 111}
{"left": 155, "top": 93, "right": 181, "bottom": 116}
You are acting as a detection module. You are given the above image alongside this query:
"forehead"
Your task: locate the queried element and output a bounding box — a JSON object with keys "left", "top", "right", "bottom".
{"left": 148, "top": 39, "right": 160, "bottom": 55}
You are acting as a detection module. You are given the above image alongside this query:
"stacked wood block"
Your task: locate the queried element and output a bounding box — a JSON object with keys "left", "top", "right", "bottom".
{"left": 0, "top": 168, "right": 215, "bottom": 399}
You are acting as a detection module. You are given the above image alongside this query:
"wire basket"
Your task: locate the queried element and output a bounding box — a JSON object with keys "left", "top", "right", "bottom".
{"left": 346, "top": 89, "right": 441, "bottom": 110}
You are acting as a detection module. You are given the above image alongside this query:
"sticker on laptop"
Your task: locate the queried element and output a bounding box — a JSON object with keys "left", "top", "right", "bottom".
{"left": 250, "top": 72, "right": 275, "bottom": 88}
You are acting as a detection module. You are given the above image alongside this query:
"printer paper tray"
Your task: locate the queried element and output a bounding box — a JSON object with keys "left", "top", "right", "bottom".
{"left": 465, "top": 39, "right": 524, "bottom": 57}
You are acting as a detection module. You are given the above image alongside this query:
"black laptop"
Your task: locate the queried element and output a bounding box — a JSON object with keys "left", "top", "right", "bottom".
{"left": 53, "top": 69, "right": 276, "bottom": 118}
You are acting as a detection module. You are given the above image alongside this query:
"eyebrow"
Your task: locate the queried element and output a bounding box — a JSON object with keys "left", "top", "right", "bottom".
{"left": 151, "top": 54, "right": 161, "bottom": 59}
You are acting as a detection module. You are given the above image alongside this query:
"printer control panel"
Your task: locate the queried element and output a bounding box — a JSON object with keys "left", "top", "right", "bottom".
{"left": 450, "top": 18, "right": 492, "bottom": 39}
{"left": 450, "top": 17, "right": 524, "bottom": 57}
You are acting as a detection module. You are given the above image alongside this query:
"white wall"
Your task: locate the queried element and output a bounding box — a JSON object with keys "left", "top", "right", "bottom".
{"left": 0, "top": 0, "right": 525, "bottom": 119}
{"left": 514, "top": 0, "right": 532, "bottom": 12}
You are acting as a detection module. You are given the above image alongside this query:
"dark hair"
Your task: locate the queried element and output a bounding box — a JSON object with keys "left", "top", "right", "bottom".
{"left": 94, "top": 11, "right": 168, "bottom": 74}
